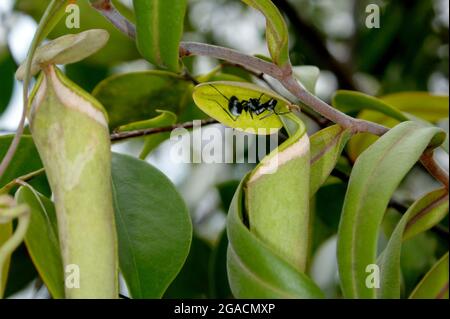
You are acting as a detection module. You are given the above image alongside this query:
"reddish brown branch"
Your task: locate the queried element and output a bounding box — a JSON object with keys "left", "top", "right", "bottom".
{"left": 110, "top": 119, "right": 218, "bottom": 142}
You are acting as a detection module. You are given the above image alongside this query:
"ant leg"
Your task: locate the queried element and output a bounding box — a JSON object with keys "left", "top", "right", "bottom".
{"left": 258, "top": 109, "right": 290, "bottom": 120}
{"left": 241, "top": 100, "right": 253, "bottom": 119}
{"left": 209, "top": 84, "right": 230, "bottom": 102}
{"left": 206, "top": 98, "right": 238, "bottom": 122}
{"left": 259, "top": 111, "right": 275, "bottom": 120}
{"left": 257, "top": 93, "right": 264, "bottom": 102}
{"left": 273, "top": 104, "right": 292, "bottom": 116}
{"left": 274, "top": 110, "right": 291, "bottom": 115}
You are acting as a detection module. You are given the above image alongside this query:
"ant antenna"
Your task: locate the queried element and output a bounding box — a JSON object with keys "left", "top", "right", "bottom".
{"left": 256, "top": 93, "right": 264, "bottom": 102}
{"left": 208, "top": 84, "right": 230, "bottom": 102}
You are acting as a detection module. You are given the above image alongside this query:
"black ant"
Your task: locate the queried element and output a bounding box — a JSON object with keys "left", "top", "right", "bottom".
{"left": 208, "top": 84, "right": 290, "bottom": 121}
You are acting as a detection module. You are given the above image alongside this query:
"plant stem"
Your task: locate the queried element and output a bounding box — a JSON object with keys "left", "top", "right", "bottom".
{"left": 110, "top": 118, "right": 218, "bottom": 142}
{"left": 89, "top": 0, "right": 135, "bottom": 38}
{"left": 0, "top": 168, "right": 45, "bottom": 195}
{"left": 420, "top": 151, "right": 449, "bottom": 189}
{"left": 90, "top": 0, "right": 449, "bottom": 190}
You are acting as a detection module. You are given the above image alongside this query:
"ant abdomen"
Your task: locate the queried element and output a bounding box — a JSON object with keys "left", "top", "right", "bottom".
{"left": 229, "top": 96, "right": 242, "bottom": 116}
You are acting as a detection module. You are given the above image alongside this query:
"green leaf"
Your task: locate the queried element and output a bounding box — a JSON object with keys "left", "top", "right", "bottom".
{"left": 310, "top": 125, "right": 352, "bottom": 195}
{"left": 0, "top": 135, "right": 50, "bottom": 196}
{"left": 111, "top": 153, "right": 192, "bottom": 298}
{"left": 193, "top": 81, "right": 291, "bottom": 133}
{"left": 381, "top": 92, "right": 449, "bottom": 123}
{"left": 3, "top": 244, "right": 38, "bottom": 297}
{"left": 378, "top": 188, "right": 449, "bottom": 298}
{"left": 293, "top": 66, "right": 320, "bottom": 94}
{"left": 332, "top": 90, "right": 409, "bottom": 122}
{"left": 116, "top": 110, "right": 177, "bottom": 159}
{"left": 242, "top": 0, "right": 290, "bottom": 67}
{"left": 65, "top": 61, "right": 109, "bottom": 92}
{"left": 337, "top": 121, "right": 445, "bottom": 299}
{"left": 0, "top": 223, "right": 12, "bottom": 294}
{"left": 93, "top": 71, "right": 197, "bottom": 130}
{"left": 0, "top": 47, "right": 15, "bottom": 115}
{"left": 133, "top": 0, "right": 187, "bottom": 72}
{"left": 227, "top": 176, "right": 324, "bottom": 298}
{"left": 409, "top": 252, "right": 449, "bottom": 299}
{"left": 164, "top": 236, "right": 212, "bottom": 298}
{"left": 15, "top": 186, "right": 64, "bottom": 299}
{"left": 403, "top": 189, "right": 449, "bottom": 241}
{"left": 332, "top": 91, "right": 449, "bottom": 160}
{"left": 115, "top": 110, "right": 176, "bottom": 132}
{"left": 15, "top": 0, "right": 139, "bottom": 66}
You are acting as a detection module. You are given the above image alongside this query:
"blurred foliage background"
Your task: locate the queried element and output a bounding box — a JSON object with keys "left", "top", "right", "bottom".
{"left": 0, "top": 0, "right": 448, "bottom": 298}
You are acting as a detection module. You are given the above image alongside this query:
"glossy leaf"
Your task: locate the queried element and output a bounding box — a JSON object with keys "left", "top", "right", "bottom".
{"left": 378, "top": 188, "right": 449, "bottom": 298}
{"left": 409, "top": 252, "right": 449, "bottom": 299}
{"left": 242, "top": 0, "right": 290, "bottom": 67}
{"left": 15, "top": 0, "right": 139, "bottom": 66}
{"left": 164, "top": 236, "right": 212, "bottom": 298}
{"left": 403, "top": 189, "right": 449, "bottom": 241}
{"left": 15, "top": 186, "right": 64, "bottom": 299}
{"left": 3, "top": 244, "right": 38, "bottom": 297}
{"left": 337, "top": 121, "right": 445, "bottom": 299}
{"left": 332, "top": 90, "right": 408, "bottom": 122}
{"left": 65, "top": 61, "right": 109, "bottom": 92}
{"left": 193, "top": 81, "right": 291, "bottom": 133}
{"left": 111, "top": 153, "right": 192, "bottom": 298}
{"left": 93, "top": 71, "right": 197, "bottom": 129}
{"left": 332, "top": 91, "right": 449, "bottom": 160}
{"left": 310, "top": 125, "right": 352, "bottom": 195}
{"left": 0, "top": 135, "right": 49, "bottom": 196}
{"left": 227, "top": 176, "right": 324, "bottom": 298}
{"left": 381, "top": 92, "right": 449, "bottom": 123}
{"left": 116, "top": 110, "right": 177, "bottom": 159}
{"left": 133, "top": 0, "right": 187, "bottom": 72}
